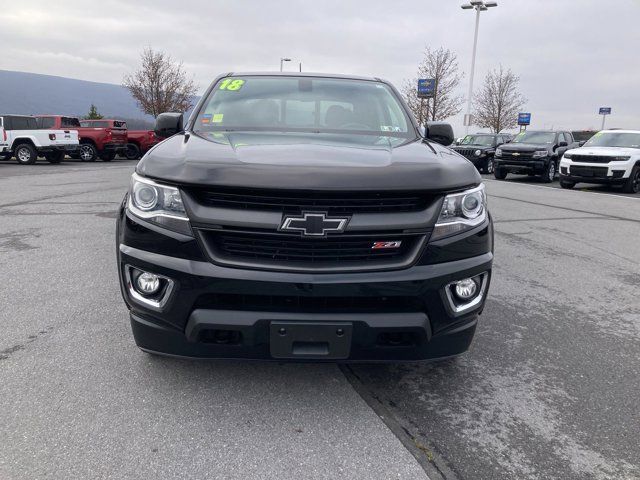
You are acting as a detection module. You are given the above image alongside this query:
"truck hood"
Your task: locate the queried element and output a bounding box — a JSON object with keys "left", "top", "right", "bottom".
{"left": 565, "top": 146, "right": 640, "bottom": 157}
{"left": 137, "top": 132, "right": 481, "bottom": 191}
{"left": 500, "top": 143, "right": 549, "bottom": 152}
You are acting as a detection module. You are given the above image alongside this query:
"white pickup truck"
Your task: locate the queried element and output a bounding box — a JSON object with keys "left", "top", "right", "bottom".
{"left": 0, "top": 114, "right": 80, "bottom": 165}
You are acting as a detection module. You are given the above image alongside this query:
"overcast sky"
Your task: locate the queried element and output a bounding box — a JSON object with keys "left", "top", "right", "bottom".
{"left": 1, "top": 0, "right": 639, "bottom": 134}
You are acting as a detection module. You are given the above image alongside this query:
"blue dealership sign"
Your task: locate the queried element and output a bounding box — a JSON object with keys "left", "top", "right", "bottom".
{"left": 518, "top": 112, "right": 531, "bottom": 125}
{"left": 417, "top": 79, "right": 436, "bottom": 98}
{"left": 599, "top": 107, "right": 611, "bottom": 115}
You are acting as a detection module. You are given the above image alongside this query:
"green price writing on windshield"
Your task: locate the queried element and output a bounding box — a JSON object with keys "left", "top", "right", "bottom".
{"left": 218, "top": 79, "right": 245, "bottom": 91}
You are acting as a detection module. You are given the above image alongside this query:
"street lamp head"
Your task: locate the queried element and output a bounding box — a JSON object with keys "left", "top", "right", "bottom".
{"left": 461, "top": 3, "right": 474, "bottom": 9}
{"left": 484, "top": 1, "right": 498, "bottom": 7}
{"left": 469, "top": 0, "right": 483, "bottom": 5}
{"left": 281, "top": 58, "right": 291, "bottom": 62}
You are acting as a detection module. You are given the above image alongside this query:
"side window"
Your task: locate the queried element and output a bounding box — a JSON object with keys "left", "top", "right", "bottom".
{"left": 61, "top": 117, "right": 81, "bottom": 128}
{"left": 39, "top": 117, "right": 55, "bottom": 129}
{"left": 9, "top": 116, "right": 33, "bottom": 130}
{"left": 565, "top": 132, "right": 573, "bottom": 143}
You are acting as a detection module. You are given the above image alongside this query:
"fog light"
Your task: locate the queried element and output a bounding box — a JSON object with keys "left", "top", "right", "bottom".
{"left": 454, "top": 278, "right": 477, "bottom": 300}
{"left": 136, "top": 272, "right": 160, "bottom": 295}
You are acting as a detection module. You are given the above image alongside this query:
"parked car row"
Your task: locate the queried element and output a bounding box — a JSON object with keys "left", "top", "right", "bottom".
{"left": 0, "top": 114, "right": 159, "bottom": 165}
{"left": 451, "top": 129, "right": 640, "bottom": 194}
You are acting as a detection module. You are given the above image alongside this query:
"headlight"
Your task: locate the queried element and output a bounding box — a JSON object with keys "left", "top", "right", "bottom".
{"left": 495, "top": 148, "right": 502, "bottom": 157}
{"left": 128, "top": 173, "right": 191, "bottom": 235}
{"left": 474, "top": 149, "right": 482, "bottom": 156}
{"left": 563, "top": 153, "right": 573, "bottom": 160}
{"left": 612, "top": 156, "right": 630, "bottom": 161}
{"left": 432, "top": 184, "right": 487, "bottom": 240}
{"left": 533, "top": 150, "right": 548, "bottom": 158}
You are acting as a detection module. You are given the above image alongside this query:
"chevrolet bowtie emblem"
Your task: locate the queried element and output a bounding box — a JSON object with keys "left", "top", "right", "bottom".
{"left": 279, "top": 212, "right": 349, "bottom": 237}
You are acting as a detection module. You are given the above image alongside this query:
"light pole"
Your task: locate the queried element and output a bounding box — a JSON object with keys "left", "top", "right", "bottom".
{"left": 280, "top": 57, "right": 291, "bottom": 72}
{"left": 461, "top": 1, "right": 497, "bottom": 135}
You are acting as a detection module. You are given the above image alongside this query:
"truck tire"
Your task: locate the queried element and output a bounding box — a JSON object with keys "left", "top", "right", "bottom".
{"left": 622, "top": 166, "right": 640, "bottom": 194}
{"left": 15, "top": 143, "right": 37, "bottom": 165}
{"left": 125, "top": 143, "right": 140, "bottom": 160}
{"left": 100, "top": 152, "right": 116, "bottom": 162}
{"left": 45, "top": 151, "right": 64, "bottom": 164}
{"left": 79, "top": 143, "right": 97, "bottom": 162}
{"left": 559, "top": 179, "right": 575, "bottom": 189}
{"left": 484, "top": 157, "right": 494, "bottom": 174}
{"left": 541, "top": 160, "right": 556, "bottom": 183}
{"left": 494, "top": 167, "right": 508, "bottom": 180}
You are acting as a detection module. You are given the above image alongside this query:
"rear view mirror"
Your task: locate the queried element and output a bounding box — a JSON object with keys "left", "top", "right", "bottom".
{"left": 425, "top": 122, "right": 454, "bottom": 146}
{"left": 154, "top": 112, "right": 184, "bottom": 139}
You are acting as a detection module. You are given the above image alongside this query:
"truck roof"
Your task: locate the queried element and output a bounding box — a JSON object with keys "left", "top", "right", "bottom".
{"left": 227, "top": 71, "right": 387, "bottom": 82}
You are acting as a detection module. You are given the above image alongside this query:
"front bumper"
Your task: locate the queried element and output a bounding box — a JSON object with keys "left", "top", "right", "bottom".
{"left": 117, "top": 208, "right": 493, "bottom": 362}
{"left": 495, "top": 158, "right": 547, "bottom": 173}
{"left": 559, "top": 162, "right": 631, "bottom": 184}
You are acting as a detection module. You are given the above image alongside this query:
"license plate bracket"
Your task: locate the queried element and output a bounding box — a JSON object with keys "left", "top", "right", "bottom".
{"left": 269, "top": 321, "right": 352, "bottom": 360}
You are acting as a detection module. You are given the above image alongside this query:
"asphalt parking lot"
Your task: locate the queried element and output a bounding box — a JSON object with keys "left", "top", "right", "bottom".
{"left": 1, "top": 161, "right": 639, "bottom": 480}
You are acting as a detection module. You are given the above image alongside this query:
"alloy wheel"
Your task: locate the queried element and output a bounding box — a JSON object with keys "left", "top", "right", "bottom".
{"left": 548, "top": 162, "right": 555, "bottom": 182}
{"left": 80, "top": 145, "right": 94, "bottom": 161}
{"left": 17, "top": 148, "right": 31, "bottom": 163}
{"left": 486, "top": 158, "right": 494, "bottom": 174}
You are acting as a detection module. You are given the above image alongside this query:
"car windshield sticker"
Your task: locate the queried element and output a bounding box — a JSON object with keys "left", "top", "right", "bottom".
{"left": 381, "top": 125, "right": 401, "bottom": 132}
{"left": 212, "top": 114, "right": 224, "bottom": 123}
{"left": 201, "top": 113, "right": 212, "bottom": 124}
{"left": 218, "top": 79, "right": 245, "bottom": 91}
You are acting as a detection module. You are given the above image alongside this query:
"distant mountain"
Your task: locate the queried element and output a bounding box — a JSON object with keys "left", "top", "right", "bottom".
{"left": 0, "top": 70, "right": 156, "bottom": 128}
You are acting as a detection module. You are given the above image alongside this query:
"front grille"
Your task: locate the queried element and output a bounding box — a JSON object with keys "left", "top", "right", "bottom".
{"left": 570, "top": 155, "right": 614, "bottom": 164}
{"left": 570, "top": 166, "right": 608, "bottom": 178}
{"left": 500, "top": 150, "right": 534, "bottom": 159}
{"left": 189, "top": 188, "right": 429, "bottom": 214}
{"left": 198, "top": 229, "right": 426, "bottom": 270}
{"left": 194, "top": 292, "right": 425, "bottom": 313}
{"left": 454, "top": 148, "right": 476, "bottom": 157}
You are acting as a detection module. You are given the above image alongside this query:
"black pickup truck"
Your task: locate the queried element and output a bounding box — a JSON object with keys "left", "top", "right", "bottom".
{"left": 116, "top": 73, "right": 493, "bottom": 362}
{"left": 493, "top": 130, "right": 579, "bottom": 182}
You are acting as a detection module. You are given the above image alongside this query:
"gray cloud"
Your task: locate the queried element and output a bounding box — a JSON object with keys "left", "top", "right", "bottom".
{"left": 1, "top": 0, "right": 639, "bottom": 134}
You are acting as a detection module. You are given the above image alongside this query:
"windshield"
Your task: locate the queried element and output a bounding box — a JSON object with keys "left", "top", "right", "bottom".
{"left": 583, "top": 131, "right": 640, "bottom": 149}
{"left": 193, "top": 76, "right": 412, "bottom": 137}
{"left": 460, "top": 135, "right": 494, "bottom": 146}
{"left": 512, "top": 131, "right": 556, "bottom": 144}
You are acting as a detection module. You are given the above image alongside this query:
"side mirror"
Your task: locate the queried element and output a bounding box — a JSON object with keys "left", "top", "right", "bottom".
{"left": 154, "top": 112, "right": 184, "bottom": 139}
{"left": 578, "top": 140, "right": 586, "bottom": 147}
{"left": 425, "top": 122, "right": 454, "bottom": 146}
{"left": 558, "top": 141, "right": 568, "bottom": 147}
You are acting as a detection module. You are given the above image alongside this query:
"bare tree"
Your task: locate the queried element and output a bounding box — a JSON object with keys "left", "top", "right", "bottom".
{"left": 123, "top": 48, "right": 197, "bottom": 118}
{"left": 473, "top": 66, "right": 526, "bottom": 133}
{"left": 402, "top": 47, "right": 464, "bottom": 126}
